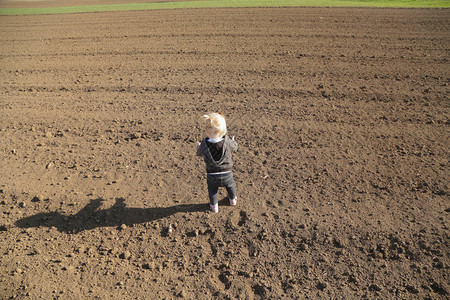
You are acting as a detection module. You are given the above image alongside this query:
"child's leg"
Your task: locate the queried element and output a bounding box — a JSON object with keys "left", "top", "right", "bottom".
{"left": 207, "top": 175, "right": 219, "bottom": 206}
{"left": 223, "top": 173, "right": 237, "bottom": 204}
{"left": 225, "top": 183, "right": 236, "bottom": 201}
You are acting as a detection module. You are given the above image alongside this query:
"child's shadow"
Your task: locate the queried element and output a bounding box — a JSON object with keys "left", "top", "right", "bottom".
{"left": 15, "top": 197, "right": 226, "bottom": 234}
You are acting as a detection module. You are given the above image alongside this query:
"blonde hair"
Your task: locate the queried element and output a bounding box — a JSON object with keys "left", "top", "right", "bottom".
{"left": 203, "top": 112, "right": 227, "bottom": 138}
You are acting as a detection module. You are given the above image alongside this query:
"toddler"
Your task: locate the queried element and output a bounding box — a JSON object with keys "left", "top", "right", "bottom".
{"left": 196, "top": 112, "right": 238, "bottom": 213}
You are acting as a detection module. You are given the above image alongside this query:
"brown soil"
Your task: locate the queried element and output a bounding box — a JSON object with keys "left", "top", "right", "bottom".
{"left": 1, "top": 6, "right": 449, "bottom": 300}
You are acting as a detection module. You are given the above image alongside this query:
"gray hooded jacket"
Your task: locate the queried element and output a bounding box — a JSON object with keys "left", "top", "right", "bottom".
{"left": 196, "top": 136, "right": 238, "bottom": 173}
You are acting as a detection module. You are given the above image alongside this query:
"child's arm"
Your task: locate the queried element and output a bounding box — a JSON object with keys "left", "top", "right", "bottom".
{"left": 229, "top": 136, "right": 238, "bottom": 152}
{"left": 196, "top": 141, "right": 203, "bottom": 156}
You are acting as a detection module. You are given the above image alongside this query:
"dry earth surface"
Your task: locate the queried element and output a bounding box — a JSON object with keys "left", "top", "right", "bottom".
{"left": 0, "top": 5, "right": 449, "bottom": 300}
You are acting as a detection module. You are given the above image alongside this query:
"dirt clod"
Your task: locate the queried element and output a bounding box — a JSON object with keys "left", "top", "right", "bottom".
{"left": 119, "top": 251, "right": 131, "bottom": 260}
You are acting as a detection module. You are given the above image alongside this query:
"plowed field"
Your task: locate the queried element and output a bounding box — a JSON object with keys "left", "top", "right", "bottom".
{"left": 1, "top": 7, "right": 449, "bottom": 299}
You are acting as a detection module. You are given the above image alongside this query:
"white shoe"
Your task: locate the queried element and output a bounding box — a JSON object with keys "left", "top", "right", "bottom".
{"left": 210, "top": 203, "right": 219, "bottom": 213}
{"left": 229, "top": 197, "right": 237, "bottom": 206}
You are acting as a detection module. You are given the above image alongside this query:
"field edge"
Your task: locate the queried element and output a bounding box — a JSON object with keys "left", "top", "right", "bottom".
{"left": 1, "top": 0, "right": 449, "bottom": 16}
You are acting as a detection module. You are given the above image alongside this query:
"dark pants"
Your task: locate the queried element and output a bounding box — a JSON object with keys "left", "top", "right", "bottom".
{"left": 207, "top": 172, "right": 236, "bottom": 205}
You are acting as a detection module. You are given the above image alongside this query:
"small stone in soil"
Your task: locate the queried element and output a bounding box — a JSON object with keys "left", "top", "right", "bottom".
{"left": 317, "top": 281, "right": 327, "bottom": 291}
{"left": 369, "top": 284, "right": 382, "bottom": 291}
{"left": 120, "top": 251, "right": 131, "bottom": 259}
{"left": 31, "top": 195, "right": 42, "bottom": 202}
{"left": 298, "top": 243, "right": 308, "bottom": 251}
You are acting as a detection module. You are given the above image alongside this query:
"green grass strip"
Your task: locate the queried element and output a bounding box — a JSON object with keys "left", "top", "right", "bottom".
{"left": 1, "top": 0, "right": 448, "bottom": 15}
